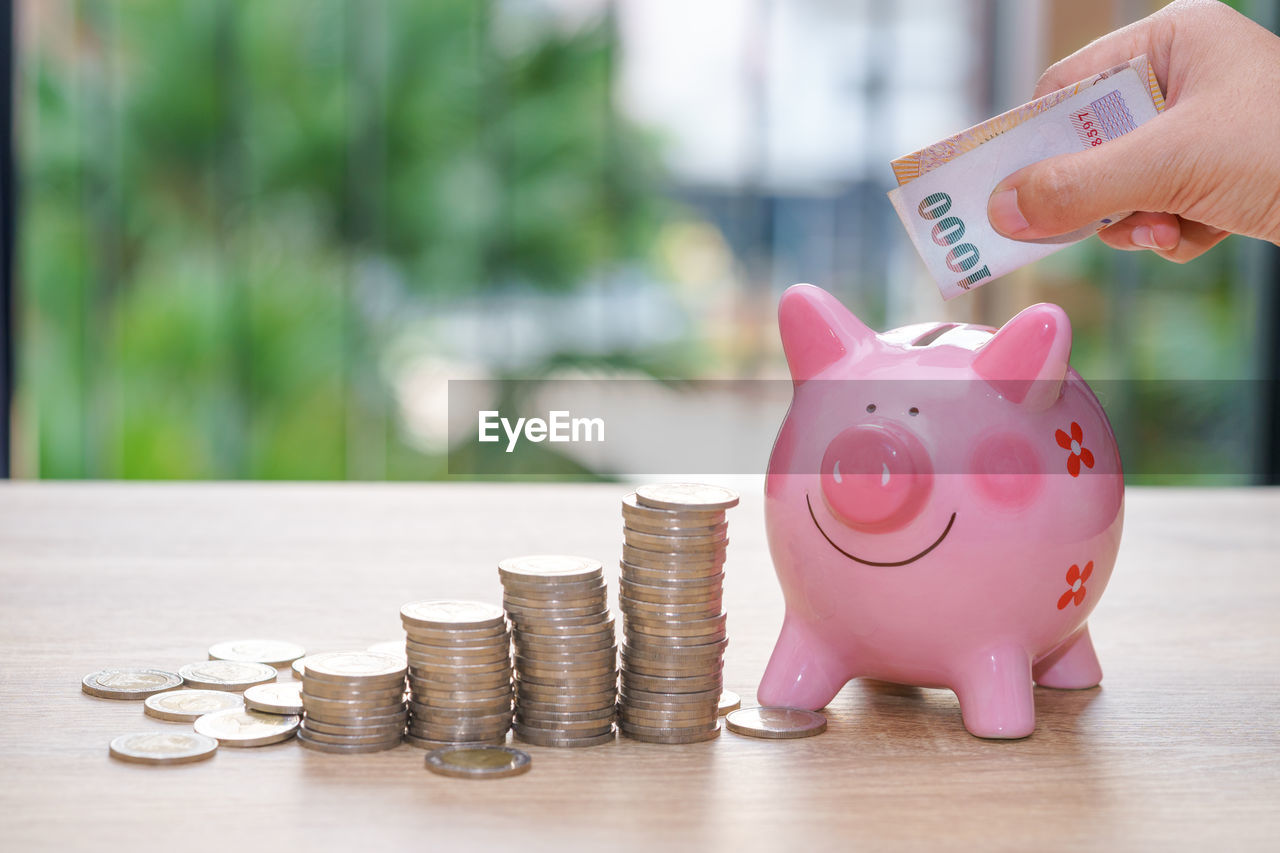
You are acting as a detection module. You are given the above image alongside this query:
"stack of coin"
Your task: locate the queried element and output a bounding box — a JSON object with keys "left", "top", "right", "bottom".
{"left": 400, "top": 600, "right": 513, "bottom": 749}
{"left": 298, "top": 651, "right": 407, "bottom": 754}
{"left": 617, "top": 483, "right": 738, "bottom": 744}
{"left": 499, "top": 555, "right": 617, "bottom": 747}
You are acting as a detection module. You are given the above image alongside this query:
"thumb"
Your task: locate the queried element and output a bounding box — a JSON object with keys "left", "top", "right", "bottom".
{"left": 986, "top": 122, "right": 1176, "bottom": 240}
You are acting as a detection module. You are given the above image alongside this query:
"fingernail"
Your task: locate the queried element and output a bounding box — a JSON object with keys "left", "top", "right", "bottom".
{"left": 988, "top": 188, "right": 1030, "bottom": 236}
{"left": 1151, "top": 222, "right": 1181, "bottom": 250}
{"left": 1131, "top": 225, "right": 1158, "bottom": 249}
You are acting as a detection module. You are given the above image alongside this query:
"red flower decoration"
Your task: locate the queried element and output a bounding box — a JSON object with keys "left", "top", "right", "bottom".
{"left": 1057, "top": 561, "right": 1093, "bottom": 610}
{"left": 1055, "top": 421, "right": 1095, "bottom": 477}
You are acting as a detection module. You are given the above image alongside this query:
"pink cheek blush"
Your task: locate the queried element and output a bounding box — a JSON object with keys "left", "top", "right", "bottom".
{"left": 971, "top": 433, "right": 1044, "bottom": 511}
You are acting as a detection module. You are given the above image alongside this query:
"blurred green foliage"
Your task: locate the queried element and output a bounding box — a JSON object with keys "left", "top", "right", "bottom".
{"left": 18, "top": 0, "right": 666, "bottom": 479}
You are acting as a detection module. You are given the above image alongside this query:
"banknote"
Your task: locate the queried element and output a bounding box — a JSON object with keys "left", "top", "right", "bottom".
{"left": 888, "top": 56, "right": 1166, "bottom": 300}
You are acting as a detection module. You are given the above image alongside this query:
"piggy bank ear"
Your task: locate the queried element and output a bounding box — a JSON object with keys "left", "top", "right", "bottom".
{"left": 778, "top": 283, "right": 876, "bottom": 384}
{"left": 973, "top": 303, "right": 1072, "bottom": 412}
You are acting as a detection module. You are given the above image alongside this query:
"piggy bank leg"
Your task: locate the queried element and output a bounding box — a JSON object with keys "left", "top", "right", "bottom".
{"left": 758, "top": 614, "right": 850, "bottom": 710}
{"left": 1033, "top": 625, "right": 1103, "bottom": 690}
{"left": 952, "top": 644, "right": 1035, "bottom": 739}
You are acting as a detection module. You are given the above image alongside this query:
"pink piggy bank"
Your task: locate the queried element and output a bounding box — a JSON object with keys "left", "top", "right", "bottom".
{"left": 759, "top": 284, "right": 1123, "bottom": 739}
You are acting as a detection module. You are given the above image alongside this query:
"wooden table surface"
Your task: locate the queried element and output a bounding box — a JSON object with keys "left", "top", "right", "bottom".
{"left": 1, "top": 483, "right": 1277, "bottom": 851}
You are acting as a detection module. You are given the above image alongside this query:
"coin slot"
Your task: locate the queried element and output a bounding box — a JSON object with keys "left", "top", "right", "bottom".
{"left": 910, "top": 324, "right": 958, "bottom": 347}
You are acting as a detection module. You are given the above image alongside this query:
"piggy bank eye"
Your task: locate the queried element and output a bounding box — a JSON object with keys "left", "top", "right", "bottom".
{"left": 908, "top": 407, "right": 919, "bottom": 417}
{"left": 971, "top": 433, "right": 1043, "bottom": 510}
{"left": 865, "top": 403, "right": 876, "bottom": 413}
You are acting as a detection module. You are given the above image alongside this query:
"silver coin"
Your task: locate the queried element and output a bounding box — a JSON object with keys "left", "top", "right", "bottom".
{"left": 144, "top": 689, "right": 244, "bottom": 722}
{"left": 207, "top": 639, "right": 306, "bottom": 667}
{"left": 620, "top": 683, "right": 720, "bottom": 701}
{"left": 409, "top": 683, "right": 513, "bottom": 702}
{"left": 619, "top": 719, "right": 722, "bottom": 744}
{"left": 498, "top": 555, "right": 603, "bottom": 584}
{"left": 503, "top": 593, "right": 608, "bottom": 613}
{"left": 302, "top": 651, "right": 407, "bottom": 681}
{"left": 243, "top": 681, "right": 304, "bottom": 715}
{"left": 410, "top": 724, "right": 513, "bottom": 743}
{"left": 301, "top": 727, "right": 407, "bottom": 746}
{"left": 514, "top": 697, "right": 615, "bottom": 714}
{"left": 82, "top": 669, "right": 184, "bottom": 700}
{"left": 301, "top": 679, "right": 406, "bottom": 701}
{"left": 425, "top": 746, "right": 531, "bottom": 779}
{"left": 619, "top": 566, "right": 726, "bottom": 588}
{"left": 623, "top": 529, "right": 729, "bottom": 553}
{"left": 620, "top": 637, "right": 727, "bottom": 660}
{"left": 401, "top": 600, "right": 506, "bottom": 630}
{"left": 633, "top": 483, "right": 740, "bottom": 511}
{"left": 109, "top": 731, "right": 218, "bottom": 765}
{"left": 402, "top": 624, "right": 510, "bottom": 644}
{"left": 500, "top": 578, "right": 607, "bottom": 599}
{"left": 623, "top": 516, "right": 729, "bottom": 537}
{"left": 624, "top": 613, "right": 728, "bottom": 639}
{"left": 194, "top": 708, "right": 301, "bottom": 747}
{"left": 621, "top": 671, "right": 722, "bottom": 694}
{"left": 621, "top": 546, "right": 726, "bottom": 572}
{"left": 404, "top": 733, "right": 507, "bottom": 750}
{"left": 619, "top": 708, "right": 717, "bottom": 728}
{"left": 725, "top": 707, "right": 827, "bottom": 739}
{"left": 512, "top": 725, "right": 616, "bottom": 748}
{"left": 177, "top": 660, "right": 277, "bottom": 691}
{"left": 304, "top": 695, "right": 405, "bottom": 713}
{"left": 297, "top": 732, "right": 402, "bottom": 754}
{"left": 619, "top": 560, "right": 725, "bottom": 582}
{"left": 621, "top": 493, "right": 725, "bottom": 523}
{"left": 303, "top": 714, "right": 407, "bottom": 735}
{"left": 619, "top": 596, "right": 723, "bottom": 619}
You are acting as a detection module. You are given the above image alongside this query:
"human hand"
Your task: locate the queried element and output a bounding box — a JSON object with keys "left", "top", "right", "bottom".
{"left": 986, "top": 0, "right": 1280, "bottom": 263}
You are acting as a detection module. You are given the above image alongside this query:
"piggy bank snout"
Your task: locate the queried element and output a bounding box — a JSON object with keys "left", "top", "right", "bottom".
{"left": 820, "top": 424, "right": 932, "bottom": 532}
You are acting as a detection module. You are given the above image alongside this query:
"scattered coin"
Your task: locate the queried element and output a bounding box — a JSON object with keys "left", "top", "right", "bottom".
{"left": 144, "top": 689, "right": 244, "bottom": 722}
{"left": 207, "top": 639, "right": 306, "bottom": 667}
{"left": 109, "top": 731, "right": 218, "bottom": 765}
{"left": 194, "top": 708, "right": 300, "bottom": 747}
{"left": 178, "top": 660, "right": 278, "bottom": 692}
{"left": 424, "top": 746, "right": 531, "bottom": 779}
{"left": 82, "top": 668, "right": 183, "bottom": 700}
{"left": 243, "top": 681, "right": 304, "bottom": 715}
{"left": 718, "top": 690, "right": 741, "bottom": 715}
{"left": 725, "top": 707, "right": 827, "bottom": 739}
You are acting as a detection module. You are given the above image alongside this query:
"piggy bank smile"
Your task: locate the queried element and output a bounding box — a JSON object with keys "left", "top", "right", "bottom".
{"left": 805, "top": 492, "right": 957, "bottom": 568}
